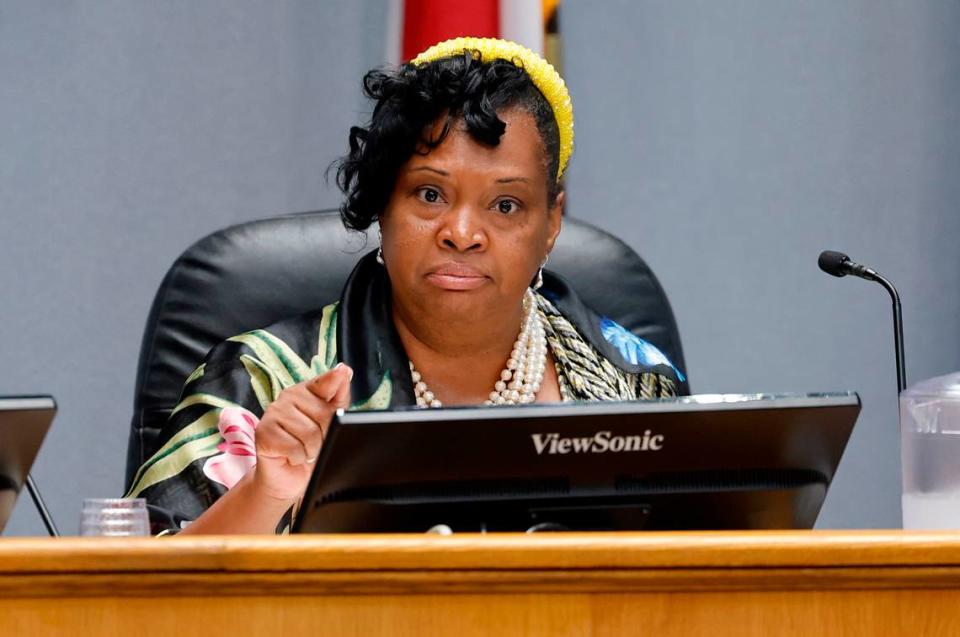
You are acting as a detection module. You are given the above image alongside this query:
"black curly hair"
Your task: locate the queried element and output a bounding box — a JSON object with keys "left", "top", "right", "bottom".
{"left": 334, "top": 51, "right": 563, "bottom": 231}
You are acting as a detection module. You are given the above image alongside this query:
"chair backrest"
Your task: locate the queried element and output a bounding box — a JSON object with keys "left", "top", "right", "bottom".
{"left": 127, "top": 210, "right": 686, "bottom": 486}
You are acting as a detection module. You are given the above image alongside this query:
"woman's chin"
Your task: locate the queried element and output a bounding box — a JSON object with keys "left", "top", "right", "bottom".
{"left": 416, "top": 283, "right": 503, "bottom": 318}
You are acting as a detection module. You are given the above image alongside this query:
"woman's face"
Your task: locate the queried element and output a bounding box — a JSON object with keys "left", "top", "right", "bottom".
{"left": 379, "top": 107, "right": 563, "bottom": 323}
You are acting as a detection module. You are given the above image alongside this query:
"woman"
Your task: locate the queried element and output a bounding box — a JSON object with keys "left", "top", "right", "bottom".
{"left": 126, "top": 38, "right": 686, "bottom": 535}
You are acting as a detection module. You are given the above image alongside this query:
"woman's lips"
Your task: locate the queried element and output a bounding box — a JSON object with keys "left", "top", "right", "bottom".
{"left": 425, "top": 263, "right": 489, "bottom": 291}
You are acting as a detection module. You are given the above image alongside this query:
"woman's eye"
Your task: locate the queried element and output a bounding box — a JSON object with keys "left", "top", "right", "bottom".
{"left": 417, "top": 187, "right": 441, "bottom": 203}
{"left": 496, "top": 200, "right": 518, "bottom": 214}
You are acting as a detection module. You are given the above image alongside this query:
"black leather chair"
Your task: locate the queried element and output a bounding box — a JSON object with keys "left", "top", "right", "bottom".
{"left": 126, "top": 210, "right": 687, "bottom": 487}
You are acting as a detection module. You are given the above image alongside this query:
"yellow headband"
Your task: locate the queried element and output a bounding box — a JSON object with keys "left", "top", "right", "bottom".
{"left": 411, "top": 37, "right": 574, "bottom": 181}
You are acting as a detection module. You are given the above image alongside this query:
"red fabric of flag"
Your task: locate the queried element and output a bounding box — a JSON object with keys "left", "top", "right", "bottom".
{"left": 402, "top": 0, "right": 500, "bottom": 61}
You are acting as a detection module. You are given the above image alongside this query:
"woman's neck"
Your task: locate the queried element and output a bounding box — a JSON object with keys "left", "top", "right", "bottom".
{"left": 392, "top": 297, "right": 524, "bottom": 405}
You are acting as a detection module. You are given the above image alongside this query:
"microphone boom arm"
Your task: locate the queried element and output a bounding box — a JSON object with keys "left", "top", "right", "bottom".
{"left": 869, "top": 270, "right": 906, "bottom": 394}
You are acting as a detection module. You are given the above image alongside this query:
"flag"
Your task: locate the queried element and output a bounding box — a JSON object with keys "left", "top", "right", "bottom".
{"left": 386, "top": 0, "right": 550, "bottom": 64}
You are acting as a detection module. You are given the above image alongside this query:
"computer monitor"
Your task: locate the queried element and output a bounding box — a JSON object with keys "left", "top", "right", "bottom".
{"left": 0, "top": 396, "right": 56, "bottom": 534}
{"left": 294, "top": 393, "right": 860, "bottom": 533}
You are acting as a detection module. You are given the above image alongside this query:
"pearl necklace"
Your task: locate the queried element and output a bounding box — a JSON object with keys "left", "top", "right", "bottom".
{"left": 410, "top": 289, "right": 548, "bottom": 408}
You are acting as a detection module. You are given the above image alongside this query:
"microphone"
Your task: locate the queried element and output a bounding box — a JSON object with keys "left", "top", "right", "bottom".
{"left": 818, "top": 250, "right": 906, "bottom": 393}
{"left": 818, "top": 250, "right": 877, "bottom": 280}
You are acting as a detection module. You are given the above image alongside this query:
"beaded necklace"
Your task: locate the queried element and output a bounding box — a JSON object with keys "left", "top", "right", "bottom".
{"left": 409, "top": 289, "right": 547, "bottom": 408}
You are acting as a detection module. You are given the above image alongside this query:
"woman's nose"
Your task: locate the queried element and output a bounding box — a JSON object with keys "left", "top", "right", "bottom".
{"left": 437, "top": 206, "right": 487, "bottom": 252}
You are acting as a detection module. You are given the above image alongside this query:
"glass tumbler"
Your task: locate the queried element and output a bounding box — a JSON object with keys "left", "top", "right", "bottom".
{"left": 79, "top": 498, "right": 150, "bottom": 537}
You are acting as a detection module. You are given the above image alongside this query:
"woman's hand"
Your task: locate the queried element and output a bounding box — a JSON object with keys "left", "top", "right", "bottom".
{"left": 251, "top": 363, "right": 353, "bottom": 503}
{"left": 179, "top": 362, "right": 353, "bottom": 535}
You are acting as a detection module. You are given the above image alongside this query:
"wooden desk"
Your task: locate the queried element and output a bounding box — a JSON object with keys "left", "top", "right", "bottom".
{"left": 1, "top": 531, "right": 959, "bottom": 636}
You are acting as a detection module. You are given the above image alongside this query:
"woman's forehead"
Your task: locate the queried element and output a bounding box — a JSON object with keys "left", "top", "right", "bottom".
{"left": 407, "top": 109, "right": 548, "bottom": 181}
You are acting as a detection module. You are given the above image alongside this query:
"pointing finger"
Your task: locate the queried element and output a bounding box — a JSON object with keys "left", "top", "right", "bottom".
{"left": 306, "top": 363, "right": 353, "bottom": 402}
{"left": 331, "top": 370, "right": 352, "bottom": 410}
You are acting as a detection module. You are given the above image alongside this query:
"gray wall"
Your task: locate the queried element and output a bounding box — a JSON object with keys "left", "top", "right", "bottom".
{"left": 561, "top": 0, "right": 960, "bottom": 528}
{"left": 2, "top": 1, "right": 958, "bottom": 534}
{"left": 0, "top": 1, "right": 388, "bottom": 535}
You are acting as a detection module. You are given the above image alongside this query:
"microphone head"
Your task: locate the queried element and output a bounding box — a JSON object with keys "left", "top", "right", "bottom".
{"left": 818, "top": 250, "right": 851, "bottom": 277}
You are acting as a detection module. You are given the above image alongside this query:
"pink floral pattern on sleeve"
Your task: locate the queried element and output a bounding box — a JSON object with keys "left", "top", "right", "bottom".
{"left": 202, "top": 407, "right": 259, "bottom": 489}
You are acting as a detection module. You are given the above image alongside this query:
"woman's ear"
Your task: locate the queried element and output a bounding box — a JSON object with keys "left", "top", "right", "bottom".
{"left": 545, "top": 190, "right": 565, "bottom": 254}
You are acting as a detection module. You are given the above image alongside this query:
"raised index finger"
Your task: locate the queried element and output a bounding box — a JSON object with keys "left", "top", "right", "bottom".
{"left": 305, "top": 363, "right": 353, "bottom": 403}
